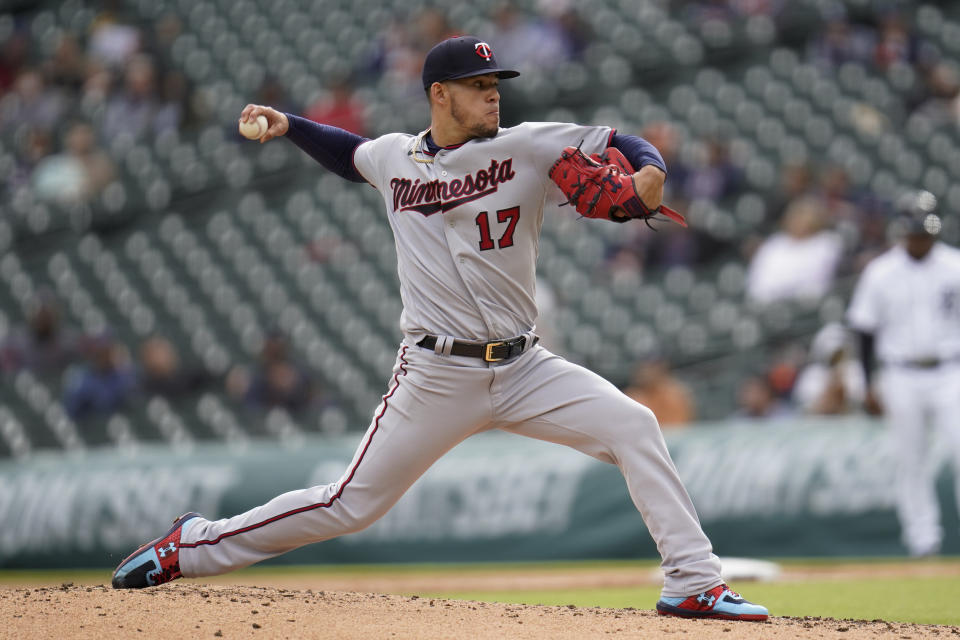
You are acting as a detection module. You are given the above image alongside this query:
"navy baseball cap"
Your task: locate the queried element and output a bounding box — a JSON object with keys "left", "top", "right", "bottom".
{"left": 897, "top": 189, "right": 941, "bottom": 235}
{"left": 422, "top": 36, "right": 520, "bottom": 90}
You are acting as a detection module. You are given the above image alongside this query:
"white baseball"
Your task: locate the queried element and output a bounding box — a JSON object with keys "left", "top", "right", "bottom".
{"left": 239, "top": 114, "right": 268, "bottom": 140}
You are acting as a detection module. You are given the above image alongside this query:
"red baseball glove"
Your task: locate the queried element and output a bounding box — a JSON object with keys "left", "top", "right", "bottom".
{"left": 548, "top": 146, "right": 687, "bottom": 227}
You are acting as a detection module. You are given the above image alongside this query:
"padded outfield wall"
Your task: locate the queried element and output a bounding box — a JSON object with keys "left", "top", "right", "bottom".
{"left": 0, "top": 417, "right": 957, "bottom": 568}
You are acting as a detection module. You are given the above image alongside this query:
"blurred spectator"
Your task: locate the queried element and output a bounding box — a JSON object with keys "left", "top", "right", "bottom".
{"left": 680, "top": 0, "right": 781, "bottom": 24}
{"left": 745, "top": 195, "right": 843, "bottom": 304}
{"left": 103, "top": 54, "right": 161, "bottom": 139}
{"left": 793, "top": 323, "right": 866, "bottom": 415}
{"left": 623, "top": 357, "right": 695, "bottom": 429}
{"left": 31, "top": 122, "right": 116, "bottom": 205}
{"left": 0, "top": 291, "right": 81, "bottom": 377}
{"left": 682, "top": 138, "right": 742, "bottom": 202}
{"left": 806, "top": 12, "right": 874, "bottom": 70}
{"left": 62, "top": 334, "right": 137, "bottom": 420}
{"left": 489, "top": 4, "right": 573, "bottom": 73}
{"left": 306, "top": 235, "right": 343, "bottom": 264}
{"left": 44, "top": 33, "right": 88, "bottom": 92}
{"left": 88, "top": 14, "right": 141, "bottom": 69}
{"left": 766, "top": 342, "right": 804, "bottom": 401}
{"left": 367, "top": 9, "right": 455, "bottom": 94}
{"left": 681, "top": 0, "right": 739, "bottom": 25}
{"left": 848, "top": 197, "right": 890, "bottom": 272}
{"left": 914, "top": 62, "right": 960, "bottom": 127}
{"left": 417, "top": 8, "right": 455, "bottom": 46}
{"left": 604, "top": 245, "right": 645, "bottom": 282}
{"left": 543, "top": 4, "right": 592, "bottom": 59}
{"left": 0, "top": 29, "right": 29, "bottom": 94}
{"left": 849, "top": 101, "right": 887, "bottom": 138}
{"left": 365, "top": 18, "right": 418, "bottom": 82}
{"left": 873, "top": 11, "right": 917, "bottom": 71}
{"left": 0, "top": 69, "right": 65, "bottom": 132}
{"left": 642, "top": 223, "right": 703, "bottom": 269}
{"left": 7, "top": 127, "right": 54, "bottom": 193}
{"left": 144, "top": 13, "right": 183, "bottom": 70}
{"left": 257, "top": 76, "right": 298, "bottom": 121}
{"left": 226, "top": 332, "right": 316, "bottom": 413}
{"left": 137, "top": 335, "right": 214, "bottom": 398}
{"left": 766, "top": 163, "right": 814, "bottom": 223}
{"left": 734, "top": 0, "right": 780, "bottom": 18}
{"left": 816, "top": 165, "right": 870, "bottom": 267}
{"left": 80, "top": 62, "right": 114, "bottom": 107}
{"left": 304, "top": 78, "right": 368, "bottom": 136}
{"left": 817, "top": 166, "right": 861, "bottom": 221}
{"left": 732, "top": 374, "right": 792, "bottom": 420}
{"left": 155, "top": 70, "right": 190, "bottom": 134}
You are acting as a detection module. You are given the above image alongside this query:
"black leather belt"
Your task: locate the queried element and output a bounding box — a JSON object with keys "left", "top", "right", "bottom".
{"left": 417, "top": 335, "right": 537, "bottom": 362}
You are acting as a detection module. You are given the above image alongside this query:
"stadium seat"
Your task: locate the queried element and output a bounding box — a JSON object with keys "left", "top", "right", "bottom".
{"left": 8, "top": 0, "right": 960, "bottom": 454}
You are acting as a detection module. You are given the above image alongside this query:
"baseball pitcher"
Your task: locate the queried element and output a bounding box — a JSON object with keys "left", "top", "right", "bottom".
{"left": 112, "top": 36, "right": 767, "bottom": 621}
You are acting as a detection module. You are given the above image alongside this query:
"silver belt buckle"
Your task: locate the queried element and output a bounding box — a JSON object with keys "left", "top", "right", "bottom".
{"left": 483, "top": 341, "right": 506, "bottom": 362}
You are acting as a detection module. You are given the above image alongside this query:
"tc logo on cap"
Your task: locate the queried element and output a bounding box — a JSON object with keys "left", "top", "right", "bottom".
{"left": 474, "top": 42, "right": 493, "bottom": 60}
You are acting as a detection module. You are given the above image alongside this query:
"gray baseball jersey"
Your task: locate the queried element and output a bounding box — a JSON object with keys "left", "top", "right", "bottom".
{"left": 353, "top": 122, "right": 612, "bottom": 342}
{"left": 177, "top": 122, "right": 724, "bottom": 599}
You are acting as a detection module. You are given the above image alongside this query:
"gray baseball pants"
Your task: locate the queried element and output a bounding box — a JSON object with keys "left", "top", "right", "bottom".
{"left": 179, "top": 340, "right": 722, "bottom": 597}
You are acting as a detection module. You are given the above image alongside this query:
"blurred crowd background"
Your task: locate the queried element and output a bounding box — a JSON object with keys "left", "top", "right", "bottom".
{"left": 2, "top": 0, "right": 960, "bottom": 458}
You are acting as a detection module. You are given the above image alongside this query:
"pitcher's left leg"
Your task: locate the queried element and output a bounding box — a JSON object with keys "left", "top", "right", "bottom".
{"left": 494, "top": 348, "right": 720, "bottom": 598}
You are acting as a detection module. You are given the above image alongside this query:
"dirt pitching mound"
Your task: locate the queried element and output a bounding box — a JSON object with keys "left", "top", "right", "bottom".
{"left": 2, "top": 583, "right": 954, "bottom": 639}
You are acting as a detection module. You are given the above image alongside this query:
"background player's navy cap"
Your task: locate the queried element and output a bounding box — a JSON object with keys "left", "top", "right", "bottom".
{"left": 896, "top": 189, "right": 941, "bottom": 236}
{"left": 422, "top": 36, "right": 520, "bottom": 90}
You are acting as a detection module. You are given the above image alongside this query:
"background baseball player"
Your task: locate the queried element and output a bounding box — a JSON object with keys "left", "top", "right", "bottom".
{"left": 111, "top": 35, "right": 767, "bottom": 621}
{"left": 848, "top": 190, "right": 960, "bottom": 557}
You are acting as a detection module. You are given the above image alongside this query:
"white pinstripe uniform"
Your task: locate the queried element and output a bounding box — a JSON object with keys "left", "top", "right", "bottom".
{"left": 177, "top": 121, "right": 724, "bottom": 598}
{"left": 848, "top": 241, "right": 960, "bottom": 555}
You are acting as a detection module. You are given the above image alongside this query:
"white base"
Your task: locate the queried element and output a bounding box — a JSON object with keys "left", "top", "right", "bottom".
{"left": 718, "top": 556, "right": 782, "bottom": 582}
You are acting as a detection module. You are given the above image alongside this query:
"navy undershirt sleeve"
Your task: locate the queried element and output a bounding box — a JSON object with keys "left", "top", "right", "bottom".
{"left": 610, "top": 133, "right": 667, "bottom": 175}
{"left": 284, "top": 113, "right": 369, "bottom": 183}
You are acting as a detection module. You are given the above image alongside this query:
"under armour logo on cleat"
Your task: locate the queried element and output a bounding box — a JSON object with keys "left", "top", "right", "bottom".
{"left": 157, "top": 542, "right": 176, "bottom": 558}
{"left": 696, "top": 593, "right": 716, "bottom": 607}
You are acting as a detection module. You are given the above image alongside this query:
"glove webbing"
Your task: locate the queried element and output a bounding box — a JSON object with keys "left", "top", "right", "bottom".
{"left": 556, "top": 144, "right": 687, "bottom": 228}
{"left": 565, "top": 171, "right": 605, "bottom": 215}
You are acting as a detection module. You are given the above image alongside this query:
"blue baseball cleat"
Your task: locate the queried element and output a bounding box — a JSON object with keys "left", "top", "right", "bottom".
{"left": 111, "top": 512, "right": 202, "bottom": 589}
{"left": 656, "top": 583, "right": 769, "bottom": 621}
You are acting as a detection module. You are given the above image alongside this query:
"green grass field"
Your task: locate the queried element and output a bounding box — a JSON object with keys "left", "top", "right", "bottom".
{"left": 417, "top": 576, "right": 960, "bottom": 626}
{"left": 2, "top": 558, "right": 958, "bottom": 627}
